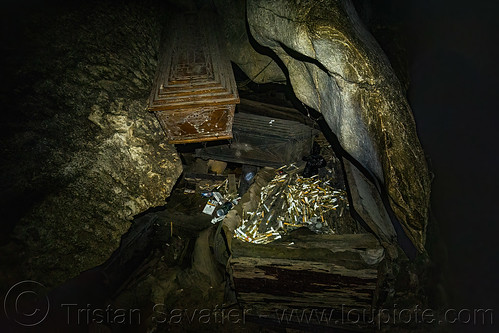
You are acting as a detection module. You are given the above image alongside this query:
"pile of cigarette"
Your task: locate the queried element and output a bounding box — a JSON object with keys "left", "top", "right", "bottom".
{"left": 234, "top": 165, "right": 349, "bottom": 244}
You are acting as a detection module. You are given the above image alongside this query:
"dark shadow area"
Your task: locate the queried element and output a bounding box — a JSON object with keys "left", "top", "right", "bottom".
{"left": 360, "top": 1, "right": 499, "bottom": 331}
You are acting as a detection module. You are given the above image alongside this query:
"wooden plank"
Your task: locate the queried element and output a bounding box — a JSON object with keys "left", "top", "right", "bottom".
{"left": 342, "top": 158, "right": 397, "bottom": 254}
{"left": 238, "top": 98, "right": 314, "bottom": 125}
{"left": 228, "top": 173, "right": 237, "bottom": 194}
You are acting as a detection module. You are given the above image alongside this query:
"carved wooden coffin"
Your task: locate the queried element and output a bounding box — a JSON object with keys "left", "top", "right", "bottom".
{"left": 148, "top": 11, "right": 239, "bottom": 144}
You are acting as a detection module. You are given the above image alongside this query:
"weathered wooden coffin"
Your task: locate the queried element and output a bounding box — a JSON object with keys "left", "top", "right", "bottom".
{"left": 147, "top": 11, "right": 239, "bottom": 144}
{"left": 229, "top": 233, "right": 384, "bottom": 329}
{"left": 195, "top": 112, "right": 318, "bottom": 167}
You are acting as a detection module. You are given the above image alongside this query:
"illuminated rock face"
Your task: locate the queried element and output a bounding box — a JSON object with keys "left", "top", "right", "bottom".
{"left": 214, "top": 0, "right": 287, "bottom": 84}
{"left": 1, "top": 2, "right": 182, "bottom": 286}
{"left": 239, "top": 0, "right": 430, "bottom": 251}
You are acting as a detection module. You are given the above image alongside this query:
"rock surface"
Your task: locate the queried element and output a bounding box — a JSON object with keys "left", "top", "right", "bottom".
{"left": 0, "top": 1, "right": 182, "bottom": 287}
{"left": 244, "top": 0, "right": 431, "bottom": 252}
{"left": 214, "top": 0, "right": 287, "bottom": 84}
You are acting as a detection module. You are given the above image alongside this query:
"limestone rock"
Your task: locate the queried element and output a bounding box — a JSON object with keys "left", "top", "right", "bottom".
{"left": 214, "top": 0, "right": 287, "bottom": 84}
{"left": 245, "top": 0, "right": 430, "bottom": 251}
{"left": 0, "top": 2, "right": 182, "bottom": 286}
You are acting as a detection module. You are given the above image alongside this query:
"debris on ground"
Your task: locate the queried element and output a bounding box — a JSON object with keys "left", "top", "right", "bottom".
{"left": 179, "top": 133, "right": 360, "bottom": 243}
{"left": 234, "top": 164, "right": 350, "bottom": 244}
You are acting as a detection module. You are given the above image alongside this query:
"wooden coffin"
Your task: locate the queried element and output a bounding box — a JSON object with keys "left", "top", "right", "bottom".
{"left": 229, "top": 233, "right": 384, "bottom": 329}
{"left": 195, "top": 112, "right": 318, "bottom": 167}
{"left": 148, "top": 11, "right": 239, "bottom": 144}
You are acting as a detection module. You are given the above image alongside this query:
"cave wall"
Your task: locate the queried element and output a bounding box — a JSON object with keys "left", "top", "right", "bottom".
{"left": 0, "top": 1, "right": 182, "bottom": 287}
